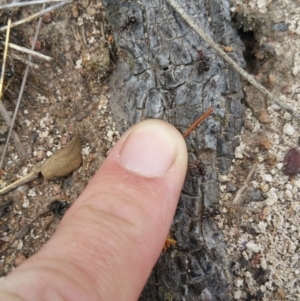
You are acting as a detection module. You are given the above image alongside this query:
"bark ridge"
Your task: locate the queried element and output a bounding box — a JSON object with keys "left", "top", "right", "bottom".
{"left": 103, "top": 0, "right": 245, "bottom": 300}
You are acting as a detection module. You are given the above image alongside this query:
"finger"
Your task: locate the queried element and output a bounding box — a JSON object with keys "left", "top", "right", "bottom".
{"left": 0, "top": 120, "right": 188, "bottom": 301}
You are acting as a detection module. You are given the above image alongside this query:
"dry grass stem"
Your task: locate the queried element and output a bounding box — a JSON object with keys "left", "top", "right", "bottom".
{"left": 0, "top": 1, "right": 72, "bottom": 31}
{"left": 10, "top": 53, "right": 39, "bottom": 69}
{"left": 232, "top": 162, "right": 259, "bottom": 205}
{"left": 0, "top": 102, "right": 27, "bottom": 158}
{"left": 0, "top": 6, "right": 45, "bottom": 169}
{"left": 0, "top": 20, "right": 26, "bottom": 158}
{"left": 0, "top": 0, "right": 69, "bottom": 9}
{"left": 166, "top": 0, "right": 300, "bottom": 121}
{"left": 4, "top": 42, "right": 52, "bottom": 61}
{"left": 0, "top": 172, "right": 39, "bottom": 196}
{"left": 0, "top": 19, "right": 11, "bottom": 99}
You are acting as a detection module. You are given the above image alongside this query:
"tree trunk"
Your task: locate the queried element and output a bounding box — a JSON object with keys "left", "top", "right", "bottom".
{"left": 103, "top": 0, "right": 245, "bottom": 300}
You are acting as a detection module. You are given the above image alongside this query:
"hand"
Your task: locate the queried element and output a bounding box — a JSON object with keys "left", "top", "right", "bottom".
{"left": 0, "top": 120, "right": 188, "bottom": 301}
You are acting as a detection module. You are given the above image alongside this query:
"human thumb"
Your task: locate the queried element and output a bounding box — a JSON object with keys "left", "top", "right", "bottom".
{"left": 0, "top": 119, "right": 188, "bottom": 301}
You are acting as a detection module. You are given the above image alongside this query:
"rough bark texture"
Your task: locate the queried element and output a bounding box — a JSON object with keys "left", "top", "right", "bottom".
{"left": 103, "top": 0, "right": 245, "bottom": 300}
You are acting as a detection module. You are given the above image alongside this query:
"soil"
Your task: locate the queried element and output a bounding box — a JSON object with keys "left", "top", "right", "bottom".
{"left": 0, "top": 0, "right": 300, "bottom": 300}
{"left": 0, "top": 0, "right": 119, "bottom": 275}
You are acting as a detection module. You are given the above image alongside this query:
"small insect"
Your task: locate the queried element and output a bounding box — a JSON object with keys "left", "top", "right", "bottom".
{"left": 0, "top": 200, "right": 12, "bottom": 217}
{"left": 197, "top": 49, "right": 209, "bottom": 71}
{"left": 201, "top": 209, "right": 220, "bottom": 220}
{"left": 188, "top": 159, "right": 205, "bottom": 176}
{"left": 49, "top": 200, "right": 70, "bottom": 218}
{"left": 163, "top": 235, "right": 177, "bottom": 252}
{"left": 119, "top": 16, "right": 137, "bottom": 32}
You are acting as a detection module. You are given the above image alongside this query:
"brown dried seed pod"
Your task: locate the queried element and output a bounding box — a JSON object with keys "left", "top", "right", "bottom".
{"left": 40, "top": 135, "right": 82, "bottom": 180}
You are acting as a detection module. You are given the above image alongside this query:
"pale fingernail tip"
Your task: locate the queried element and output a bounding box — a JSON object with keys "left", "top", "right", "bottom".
{"left": 119, "top": 122, "right": 178, "bottom": 177}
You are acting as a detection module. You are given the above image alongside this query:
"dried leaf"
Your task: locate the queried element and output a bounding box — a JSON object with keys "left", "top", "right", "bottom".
{"left": 40, "top": 134, "right": 82, "bottom": 180}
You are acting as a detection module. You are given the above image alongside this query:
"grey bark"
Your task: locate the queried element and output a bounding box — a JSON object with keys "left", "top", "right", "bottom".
{"left": 103, "top": 0, "right": 245, "bottom": 300}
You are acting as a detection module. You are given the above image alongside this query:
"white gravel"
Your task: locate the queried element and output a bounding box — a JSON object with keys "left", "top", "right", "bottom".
{"left": 219, "top": 1, "right": 300, "bottom": 300}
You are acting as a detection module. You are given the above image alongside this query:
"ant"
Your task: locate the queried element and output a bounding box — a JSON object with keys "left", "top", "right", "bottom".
{"left": 201, "top": 208, "right": 220, "bottom": 220}
{"left": 49, "top": 200, "right": 70, "bottom": 219}
{"left": 119, "top": 16, "right": 137, "bottom": 32}
{"left": 188, "top": 159, "right": 206, "bottom": 176}
{"left": 197, "top": 49, "right": 209, "bottom": 71}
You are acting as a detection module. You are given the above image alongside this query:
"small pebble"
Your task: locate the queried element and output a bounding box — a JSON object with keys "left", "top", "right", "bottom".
{"left": 260, "top": 183, "right": 269, "bottom": 193}
{"left": 261, "top": 257, "right": 267, "bottom": 269}
{"left": 234, "top": 278, "right": 244, "bottom": 288}
{"left": 264, "top": 198, "right": 277, "bottom": 206}
{"left": 258, "top": 221, "right": 268, "bottom": 232}
{"left": 36, "top": 150, "right": 45, "bottom": 160}
{"left": 265, "top": 154, "right": 277, "bottom": 166}
{"left": 285, "top": 183, "right": 293, "bottom": 190}
{"left": 46, "top": 151, "right": 53, "bottom": 157}
{"left": 246, "top": 242, "right": 261, "bottom": 253}
{"left": 283, "top": 123, "right": 295, "bottom": 136}
{"left": 284, "top": 189, "right": 293, "bottom": 200}
{"left": 294, "top": 179, "right": 300, "bottom": 188}
{"left": 276, "top": 287, "right": 286, "bottom": 299}
{"left": 22, "top": 198, "right": 30, "bottom": 209}
{"left": 281, "top": 85, "right": 292, "bottom": 94}
{"left": 60, "top": 136, "right": 68, "bottom": 145}
{"left": 259, "top": 110, "right": 271, "bottom": 123}
{"left": 14, "top": 254, "right": 26, "bottom": 266}
{"left": 107, "top": 130, "right": 114, "bottom": 142}
{"left": 234, "top": 143, "right": 246, "bottom": 159}
{"left": 283, "top": 112, "right": 292, "bottom": 120}
{"left": 226, "top": 182, "right": 237, "bottom": 192}
{"left": 16, "top": 185, "right": 30, "bottom": 195}
{"left": 260, "top": 206, "right": 271, "bottom": 220}
{"left": 266, "top": 187, "right": 278, "bottom": 199}
{"left": 87, "top": 7, "right": 96, "bottom": 15}
{"left": 273, "top": 22, "right": 289, "bottom": 32}
{"left": 259, "top": 137, "right": 271, "bottom": 150}
{"left": 42, "top": 12, "right": 52, "bottom": 24}
{"left": 234, "top": 291, "right": 242, "bottom": 300}
{"left": 218, "top": 175, "right": 228, "bottom": 183}
{"left": 17, "top": 241, "right": 23, "bottom": 251}
{"left": 262, "top": 174, "right": 273, "bottom": 182}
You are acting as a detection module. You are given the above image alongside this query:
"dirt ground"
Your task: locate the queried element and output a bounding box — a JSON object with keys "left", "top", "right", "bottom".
{"left": 0, "top": 0, "right": 119, "bottom": 275}
{"left": 0, "top": 0, "right": 300, "bottom": 300}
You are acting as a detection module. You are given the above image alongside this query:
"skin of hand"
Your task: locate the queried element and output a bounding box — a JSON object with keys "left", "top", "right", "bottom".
{"left": 0, "top": 120, "right": 188, "bottom": 301}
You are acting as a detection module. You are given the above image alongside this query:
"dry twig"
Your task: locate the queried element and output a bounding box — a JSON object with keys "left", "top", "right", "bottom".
{"left": 166, "top": 0, "right": 300, "bottom": 121}
{"left": 0, "top": 171, "right": 40, "bottom": 196}
{"left": 0, "top": 1, "right": 72, "bottom": 31}
{"left": 3, "top": 42, "right": 52, "bottom": 61}
{"left": 0, "top": 19, "right": 11, "bottom": 99}
{"left": 183, "top": 107, "right": 213, "bottom": 138}
{"left": 0, "top": 102, "right": 27, "bottom": 158}
{"left": 232, "top": 162, "right": 259, "bottom": 205}
{"left": 10, "top": 53, "right": 39, "bottom": 69}
{"left": 0, "top": 7, "right": 45, "bottom": 169}
{"left": 0, "top": 19, "right": 27, "bottom": 158}
{"left": 0, "top": 0, "right": 69, "bottom": 9}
